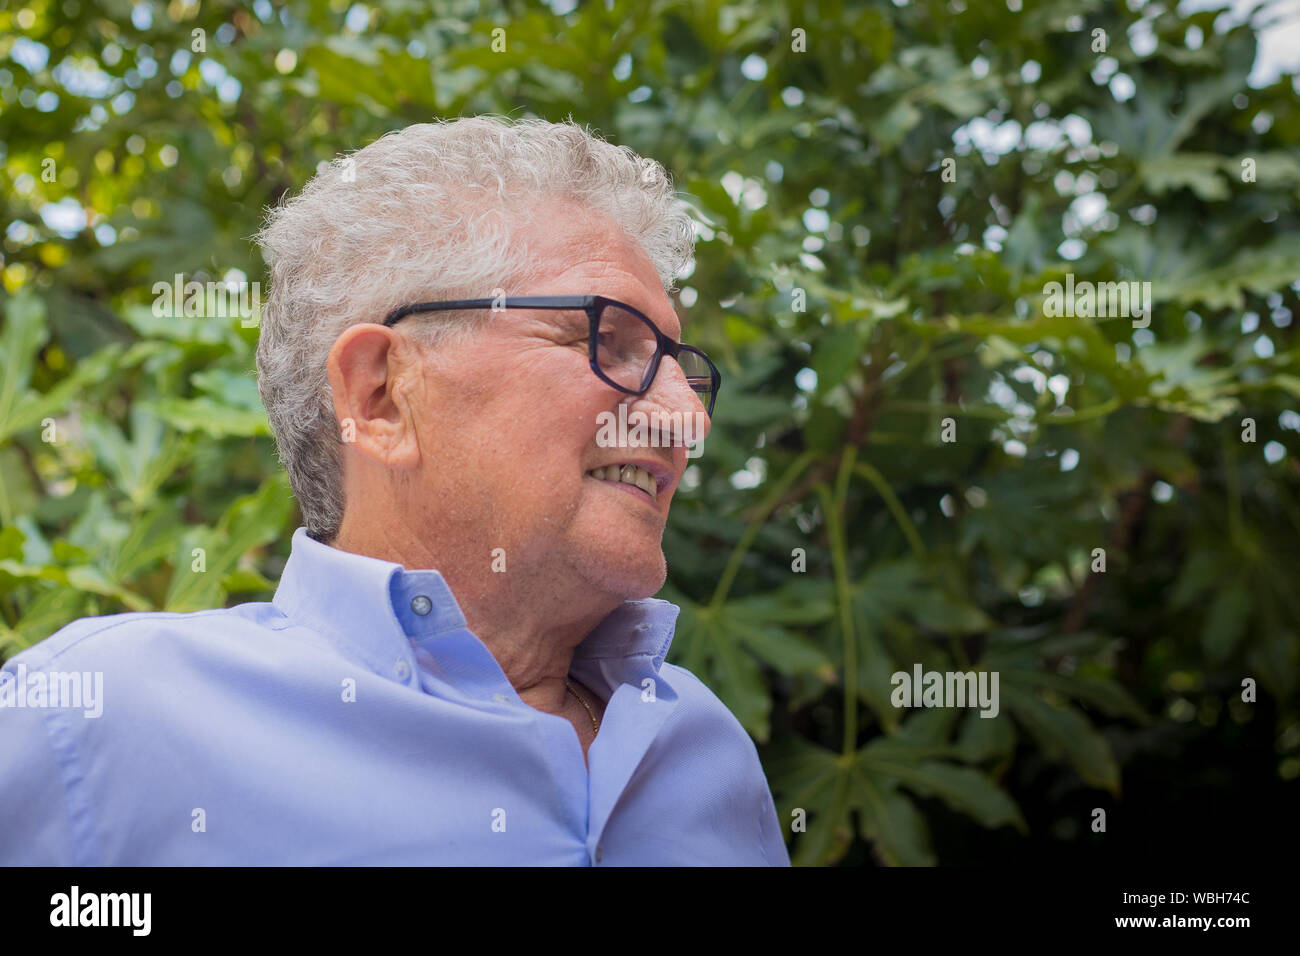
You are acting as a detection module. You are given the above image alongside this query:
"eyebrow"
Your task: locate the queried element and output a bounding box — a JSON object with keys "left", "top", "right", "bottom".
{"left": 629, "top": 296, "right": 684, "bottom": 342}
{"left": 563, "top": 295, "right": 685, "bottom": 341}
{"left": 669, "top": 306, "right": 686, "bottom": 342}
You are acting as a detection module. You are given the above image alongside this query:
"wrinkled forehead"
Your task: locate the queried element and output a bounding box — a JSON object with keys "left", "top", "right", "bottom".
{"left": 511, "top": 199, "right": 683, "bottom": 341}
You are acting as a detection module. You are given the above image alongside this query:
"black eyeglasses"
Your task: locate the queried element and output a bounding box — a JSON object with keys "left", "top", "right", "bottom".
{"left": 383, "top": 294, "right": 720, "bottom": 416}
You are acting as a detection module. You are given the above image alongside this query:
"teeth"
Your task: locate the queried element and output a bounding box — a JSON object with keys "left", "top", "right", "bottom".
{"left": 587, "top": 464, "right": 658, "bottom": 499}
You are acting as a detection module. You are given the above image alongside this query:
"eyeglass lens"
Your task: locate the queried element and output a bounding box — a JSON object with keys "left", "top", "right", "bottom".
{"left": 597, "top": 304, "right": 716, "bottom": 411}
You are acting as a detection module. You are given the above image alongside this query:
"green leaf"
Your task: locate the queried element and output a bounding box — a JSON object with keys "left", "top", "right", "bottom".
{"left": 766, "top": 738, "right": 856, "bottom": 866}
{"left": 708, "top": 618, "right": 772, "bottom": 741}
{"left": 111, "top": 500, "right": 187, "bottom": 581}
{"left": 1140, "top": 154, "right": 1230, "bottom": 201}
{"left": 892, "top": 707, "right": 961, "bottom": 748}
{"left": 670, "top": 602, "right": 772, "bottom": 742}
{"left": 0, "top": 526, "right": 25, "bottom": 561}
{"left": 872, "top": 99, "right": 921, "bottom": 150}
{"left": 81, "top": 409, "right": 194, "bottom": 508}
{"left": 0, "top": 447, "right": 39, "bottom": 524}
{"left": 954, "top": 708, "right": 1017, "bottom": 763}
{"left": 1171, "top": 549, "right": 1220, "bottom": 609}
{"left": 999, "top": 667, "right": 1149, "bottom": 722}
{"left": 856, "top": 622, "right": 901, "bottom": 731}
{"left": 811, "top": 322, "right": 864, "bottom": 394}
{"left": 0, "top": 344, "right": 127, "bottom": 444}
{"left": 1003, "top": 684, "right": 1120, "bottom": 794}
{"left": 1170, "top": 235, "right": 1300, "bottom": 311}
{"left": 164, "top": 474, "right": 294, "bottom": 613}
{"left": 0, "top": 290, "right": 48, "bottom": 430}
{"left": 148, "top": 397, "right": 270, "bottom": 437}
{"left": 722, "top": 584, "right": 835, "bottom": 679}
{"left": 860, "top": 741, "right": 1026, "bottom": 832}
{"left": 711, "top": 393, "right": 793, "bottom": 427}
{"left": 64, "top": 566, "right": 152, "bottom": 612}
{"left": 856, "top": 557, "right": 993, "bottom": 636}
{"left": 849, "top": 763, "right": 936, "bottom": 866}
{"left": 221, "top": 566, "right": 274, "bottom": 594}
{"left": 726, "top": 615, "right": 834, "bottom": 677}
{"left": 1202, "top": 582, "right": 1252, "bottom": 663}
{"left": 911, "top": 593, "right": 994, "bottom": 635}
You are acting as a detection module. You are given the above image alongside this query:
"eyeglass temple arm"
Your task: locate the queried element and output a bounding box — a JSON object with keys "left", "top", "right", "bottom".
{"left": 383, "top": 295, "right": 601, "bottom": 327}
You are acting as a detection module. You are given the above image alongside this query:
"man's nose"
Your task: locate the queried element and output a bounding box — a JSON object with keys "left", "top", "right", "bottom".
{"left": 628, "top": 354, "right": 713, "bottom": 447}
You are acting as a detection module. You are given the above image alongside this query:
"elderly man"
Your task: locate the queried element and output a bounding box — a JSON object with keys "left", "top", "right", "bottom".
{"left": 0, "top": 116, "right": 790, "bottom": 866}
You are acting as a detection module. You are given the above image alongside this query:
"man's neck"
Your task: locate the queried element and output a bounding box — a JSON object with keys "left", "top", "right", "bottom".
{"left": 330, "top": 516, "right": 620, "bottom": 706}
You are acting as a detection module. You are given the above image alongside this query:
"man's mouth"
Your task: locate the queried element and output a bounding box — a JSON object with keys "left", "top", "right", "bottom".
{"left": 585, "top": 463, "right": 661, "bottom": 500}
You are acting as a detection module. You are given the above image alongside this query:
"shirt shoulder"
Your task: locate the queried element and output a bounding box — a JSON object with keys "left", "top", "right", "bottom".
{"left": 10, "top": 602, "right": 303, "bottom": 673}
{"left": 646, "top": 661, "right": 791, "bottom": 865}
{"left": 655, "top": 660, "right": 769, "bottom": 781}
{"left": 659, "top": 661, "right": 754, "bottom": 733}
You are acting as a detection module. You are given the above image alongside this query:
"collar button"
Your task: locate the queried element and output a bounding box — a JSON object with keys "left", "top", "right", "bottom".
{"left": 410, "top": 595, "right": 433, "bottom": 616}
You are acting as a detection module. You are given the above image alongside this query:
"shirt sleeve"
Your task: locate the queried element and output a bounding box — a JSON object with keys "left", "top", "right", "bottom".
{"left": 755, "top": 770, "right": 792, "bottom": 865}
{"left": 0, "top": 659, "right": 80, "bottom": 865}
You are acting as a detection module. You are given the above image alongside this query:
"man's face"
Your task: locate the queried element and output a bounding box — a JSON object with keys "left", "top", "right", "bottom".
{"left": 402, "top": 203, "right": 711, "bottom": 601}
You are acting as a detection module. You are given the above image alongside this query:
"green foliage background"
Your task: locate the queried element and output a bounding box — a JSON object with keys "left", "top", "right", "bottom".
{"left": 2, "top": 0, "right": 1298, "bottom": 865}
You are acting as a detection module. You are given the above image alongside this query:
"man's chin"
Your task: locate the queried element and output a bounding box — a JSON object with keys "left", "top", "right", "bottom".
{"left": 573, "top": 549, "right": 667, "bottom": 603}
{"left": 612, "top": 563, "right": 668, "bottom": 602}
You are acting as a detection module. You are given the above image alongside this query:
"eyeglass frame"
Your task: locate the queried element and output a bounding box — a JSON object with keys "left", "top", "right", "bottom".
{"left": 382, "top": 294, "right": 721, "bottom": 416}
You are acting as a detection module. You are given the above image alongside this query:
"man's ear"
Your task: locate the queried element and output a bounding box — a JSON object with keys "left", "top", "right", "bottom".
{"left": 326, "top": 323, "right": 422, "bottom": 469}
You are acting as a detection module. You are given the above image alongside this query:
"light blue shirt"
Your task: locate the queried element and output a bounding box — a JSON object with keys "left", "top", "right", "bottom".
{"left": 0, "top": 528, "right": 789, "bottom": 865}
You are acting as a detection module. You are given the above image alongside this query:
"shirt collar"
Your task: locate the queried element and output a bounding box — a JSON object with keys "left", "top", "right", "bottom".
{"left": 272, "top": 527, "right": 679, "bottom": 677}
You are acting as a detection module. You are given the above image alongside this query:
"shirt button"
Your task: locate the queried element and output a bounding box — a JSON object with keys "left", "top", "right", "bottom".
{"left": 595, "top": 845, "right": 604, "bottom": 863}
{"left": 492, "top": 693, "right": 508, "bottom": 703}
{"left": 394, "top": 660, "right": 411, "bottom": 680}
{"left": 411, "top": 595, "right": 433, "bottom": 616}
